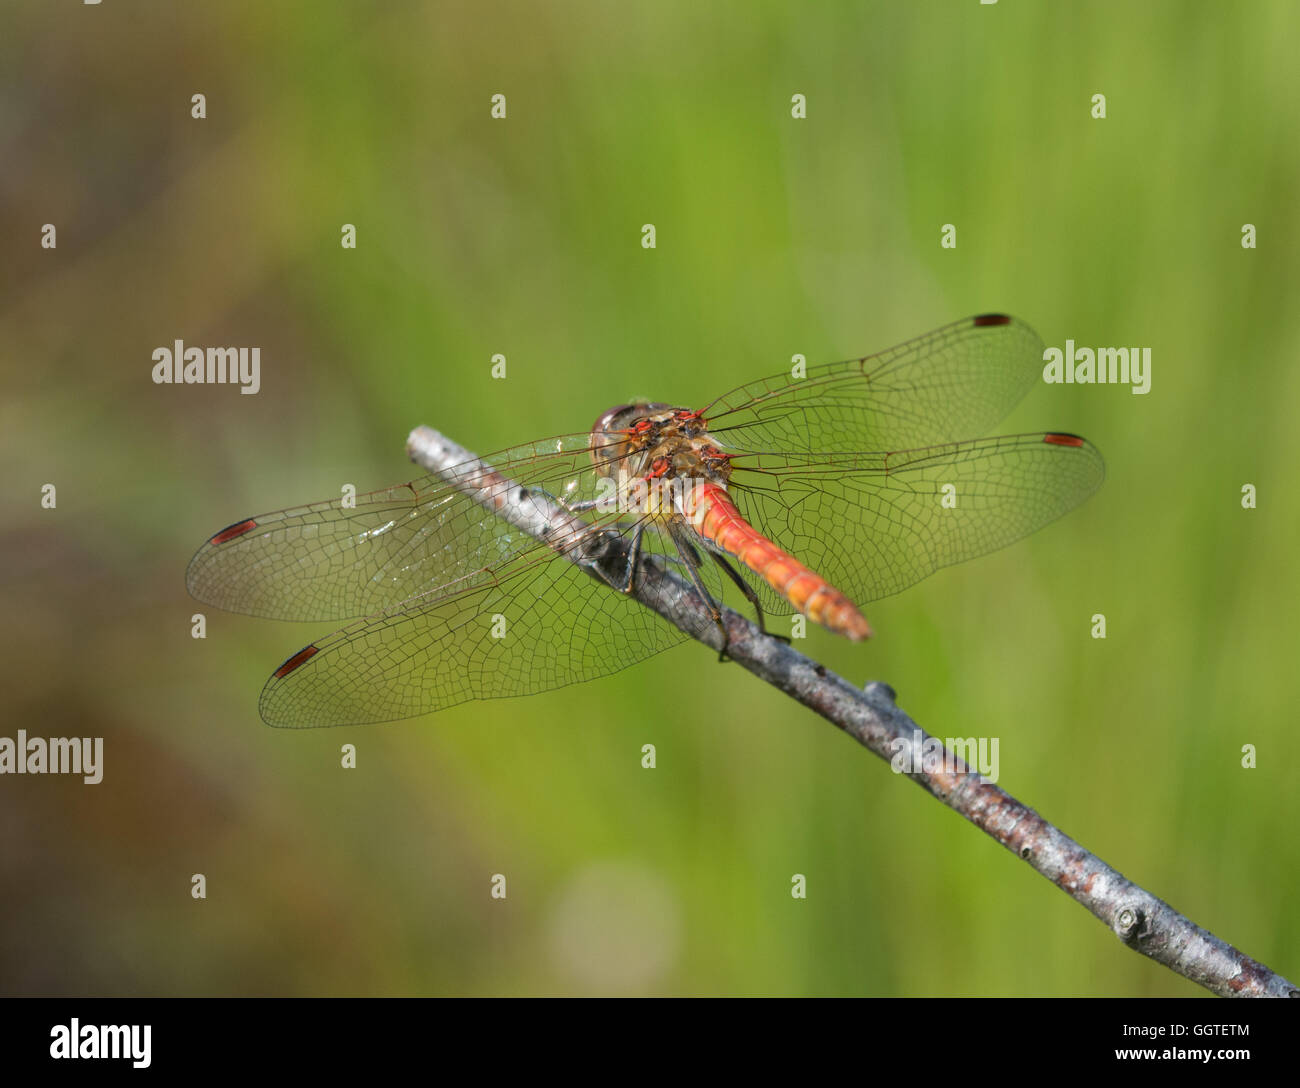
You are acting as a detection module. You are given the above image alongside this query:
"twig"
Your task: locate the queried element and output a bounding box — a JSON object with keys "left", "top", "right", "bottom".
{"left": 406, "top": 424, "right": 1296, "bottom": 998}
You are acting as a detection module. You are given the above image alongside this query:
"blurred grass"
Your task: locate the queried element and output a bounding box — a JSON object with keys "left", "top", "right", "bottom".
{"left": 0, "top": 0, "right": 1296, "bottom": 995}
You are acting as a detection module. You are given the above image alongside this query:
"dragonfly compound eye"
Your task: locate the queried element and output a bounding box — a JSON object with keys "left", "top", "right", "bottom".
{"left": 590, "top": 404, "right": 650, "bottom": 471}
{"left": 592, "top": 404, "right": 639, "bottom": 436}
{"left": 590, "top": 402, "right": 677, "bottom": 436}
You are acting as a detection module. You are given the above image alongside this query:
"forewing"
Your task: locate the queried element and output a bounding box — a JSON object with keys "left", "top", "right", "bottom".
{"left": 186, "top": 433, "right": 623, "bottom": 622}
{"left": 702, "top": 315, "right": 1046, "bottom": 454}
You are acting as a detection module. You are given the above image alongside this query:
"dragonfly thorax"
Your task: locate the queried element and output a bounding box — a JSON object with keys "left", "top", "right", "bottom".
{"left": 588, "top": 403, "right": 732, "bottom": 490}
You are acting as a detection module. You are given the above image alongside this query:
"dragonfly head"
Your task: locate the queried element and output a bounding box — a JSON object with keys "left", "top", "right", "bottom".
{"left": 589, "top": 402, "right": 672, "bottom": 473}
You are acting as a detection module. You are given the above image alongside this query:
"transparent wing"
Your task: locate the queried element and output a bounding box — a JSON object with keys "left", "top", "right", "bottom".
{"left": 701, "top": 315, "right": 1046, "bottom": 454}
{"left": 257, "top": 543, "right": 694, "bottom": 728}
{"left": 186, "top": 432, "right": 630, "bottom": 622}
{"left": 720, "top": 433, "right": 1104, "bottom": 610}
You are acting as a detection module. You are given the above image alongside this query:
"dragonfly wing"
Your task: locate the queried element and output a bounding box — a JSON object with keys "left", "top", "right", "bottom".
{"left": 186, "top": 433, "right": 623, "bottom": 622}
{"left": 702, "top": 315, "right": 1047, "bottom": 454}
{"left": 724, "top": 433, "right": 1104, "bottom": 608}
{"left": 257, "top": 545, "right": 690, "bottom": 727}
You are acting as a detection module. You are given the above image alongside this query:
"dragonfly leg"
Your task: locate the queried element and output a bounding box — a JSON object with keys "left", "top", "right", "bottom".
{"left": 667, "top": 521, "right": 730, "bottom": 660}
{"left": 522, "top": 489, "right": 646, "bottom": 593}
{"left": 615, "top": 521, "right": 645, "bottom": 594}
{"left": 708, "top": 552, "right": 792, "bottom": 644}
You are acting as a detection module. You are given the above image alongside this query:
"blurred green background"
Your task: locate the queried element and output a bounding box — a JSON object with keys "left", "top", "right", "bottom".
{"left": 2, "top": 0, "right": 1296, "bottom": 996}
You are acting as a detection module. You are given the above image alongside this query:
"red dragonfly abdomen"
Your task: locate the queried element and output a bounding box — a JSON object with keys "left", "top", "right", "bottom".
{"left": 687, "top": 482, "right": 872, "bottom": 641}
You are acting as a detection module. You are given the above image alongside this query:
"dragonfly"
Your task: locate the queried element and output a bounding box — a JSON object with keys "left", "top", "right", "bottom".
{"left": 187, "top": 314, "right": 1103, "bottom": 728}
